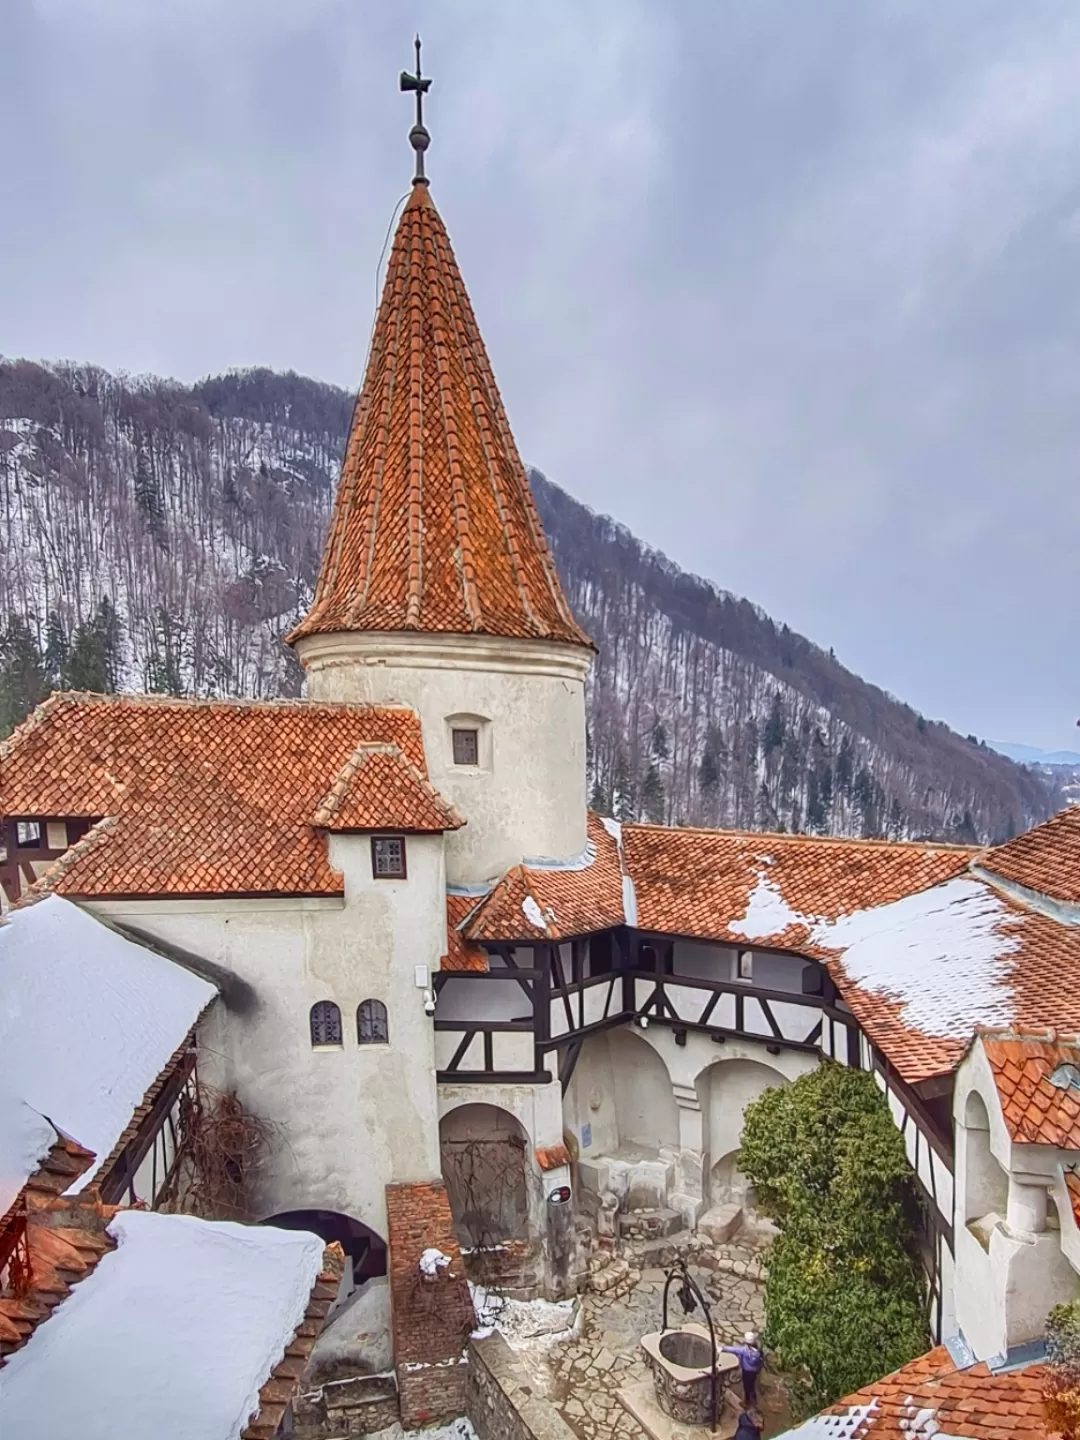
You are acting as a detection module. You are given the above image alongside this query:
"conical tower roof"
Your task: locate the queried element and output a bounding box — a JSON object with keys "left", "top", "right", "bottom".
{"left": 289, "top": 183, "right": 592, "bottom": 650}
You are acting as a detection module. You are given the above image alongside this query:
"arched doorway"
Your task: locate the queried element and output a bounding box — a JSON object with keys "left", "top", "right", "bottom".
{"left": 439, "top": 1104, "right": 530, "bottom": 1251}
{"left": 261, "top": 1208, "right": 387, "bottom": 1285}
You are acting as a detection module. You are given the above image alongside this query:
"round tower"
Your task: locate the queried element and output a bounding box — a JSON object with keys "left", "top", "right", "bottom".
{"left": 289, "top": 177, "right": 593, "bottom": 886}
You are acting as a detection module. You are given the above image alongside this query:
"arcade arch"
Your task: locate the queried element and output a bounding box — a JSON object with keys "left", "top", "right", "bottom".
{"left": 439, "top": 1103, "right": 531, "bottom": 1249}
{"left": 695, "top": 1058, "right": 788, "bottom": 1206}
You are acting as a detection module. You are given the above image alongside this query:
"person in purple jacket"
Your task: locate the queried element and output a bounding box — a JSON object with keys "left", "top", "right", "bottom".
{"left": 722, "top": 1331, "right": 764, "bottom": 1409}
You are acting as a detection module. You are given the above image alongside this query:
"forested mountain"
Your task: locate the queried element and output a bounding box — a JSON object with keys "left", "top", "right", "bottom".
{"left": 0, "top": 359, "right": 1057, "bottom": 845}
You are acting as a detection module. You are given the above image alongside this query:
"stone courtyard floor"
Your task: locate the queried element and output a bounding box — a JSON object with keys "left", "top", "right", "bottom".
{"left": 503, "top": 1263, "right": 793, "bottom": 1440}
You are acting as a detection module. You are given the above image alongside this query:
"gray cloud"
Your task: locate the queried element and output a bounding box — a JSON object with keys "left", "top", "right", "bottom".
{"left": 1, "top": 0, "right": 1078, "bottom": 748}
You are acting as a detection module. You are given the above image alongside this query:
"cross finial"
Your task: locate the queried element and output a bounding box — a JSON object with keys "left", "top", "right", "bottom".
{"left": 399, "top": 35, "right": 432, "bottom": 185}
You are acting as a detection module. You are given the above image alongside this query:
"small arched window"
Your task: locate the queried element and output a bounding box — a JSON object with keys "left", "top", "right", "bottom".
{"left": 357, "top": 998, "right": 389, "bottom": 1045}
{"left": 310, "top": 1000, "right": 343, "bottom": 1048}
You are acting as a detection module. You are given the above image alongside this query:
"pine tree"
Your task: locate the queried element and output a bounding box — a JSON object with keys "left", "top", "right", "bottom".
{"left": 43, "top": 612, "right": 69, "bottom": 689}
{"left": 145, "top": 607, "right": 185, "bottom": 696}
{"left": 763, "top": 691, "right": 785, "bottom": 755}
{"left": 589, "top": 777, "right": 610, "bottom": 815}
{"left": 650, "top": 721, "right": 669, "bottom": 762}
{"left": 134, "top": 440, "right": 167, "bottom": 547}
{"left": 0, "top": 617, "right": 47, "bottom": 737}
{"left": 698, "top": 746, "right": 720, "bottom": 796}
{"left": 640, "top": 762, "right": 665, "bottom": 823}
{"left": 612, "top": 750, "right": 635, "bottom": 823}
{"left": 67, "top": 599, "right": 122, "bottom": 693}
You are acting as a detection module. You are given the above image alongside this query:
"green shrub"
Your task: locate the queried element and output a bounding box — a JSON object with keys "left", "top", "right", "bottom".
{"left": 738, "top": 1062, "right": 930, "bottom": 1417}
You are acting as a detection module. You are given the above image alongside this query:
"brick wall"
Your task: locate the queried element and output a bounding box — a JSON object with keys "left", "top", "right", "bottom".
{"left": 385, "top": 1181, "right": 475, "bottom": 1428}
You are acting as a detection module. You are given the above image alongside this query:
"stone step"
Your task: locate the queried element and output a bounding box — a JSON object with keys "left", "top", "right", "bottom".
{"left": 698, "top": 1203, "right": 744, "bottom": 1245}
{"left": 617, "top": 1207, "right": 684, "bottom": 1241}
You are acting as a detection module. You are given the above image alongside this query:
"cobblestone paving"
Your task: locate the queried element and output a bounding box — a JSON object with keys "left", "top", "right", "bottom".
{"left": 512, "top": 1264, "right": 792, "bottom": 1440}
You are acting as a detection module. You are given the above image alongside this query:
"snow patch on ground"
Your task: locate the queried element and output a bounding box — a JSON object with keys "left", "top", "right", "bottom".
{"left": 469, "top": 1284, "right": 580, "bottom": 1349}
{"left": 730, "top": 869, "right": 815, "bottom": 940}
{"left": 811, "top": 877, "right": 1019, "bottom": 1037}
{"left": 369, "top": 1418, "right": 479, "bottom": 1440}
{"left": 0, "top": 1209, "right": 324, "bottom": 1440}
{"left": 0, "top": 1094, "right": 55, "bottom": 1217}
{"left": 0, "top": 896, "right": 217, "bottom": 1190}
{"left": 521, "top": 895, "right": 547, "bottom": 932}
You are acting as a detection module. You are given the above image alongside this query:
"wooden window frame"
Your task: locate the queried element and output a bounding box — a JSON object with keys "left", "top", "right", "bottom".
{"left": 451, "top": 727, "right": 480, "bottom": 766}
{"left": 371, "top": 835, "right": 407, "bottom": 880}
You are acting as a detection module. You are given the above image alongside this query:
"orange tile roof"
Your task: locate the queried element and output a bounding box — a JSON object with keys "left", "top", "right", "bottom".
{"left": 313, "top": 742, "right": 464, "bottom": 832}
{"left": 811, "top": 1345, "right": 1053, "bottom": 1438}
{"left": 0, "top": 692, "right": 450, "bottom": 898}
{"left": 623, "top": 823, "right": 975, "bottom": 947}
{"left": 462, "top": 812, "right": 626, "bottom": 943}
{"left": 459, "top": 817, "right": 1080, "bottom": 1085}
{"left": 981, "top": 1032, "right": 1080, "bottom": 1150}
{"left": 444, "top": 892, "right": 489, "bottom": 971}
{"left": 287, "top": 183, "right": 591, "bottom": 651}
{"left": 982, "top": 806, "right": 1080, "bottom": 905}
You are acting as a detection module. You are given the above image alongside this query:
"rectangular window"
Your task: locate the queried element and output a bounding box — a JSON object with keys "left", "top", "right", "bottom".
{"left": 16, "top": 821, "right": 41, "bottom": 849}
{"left": 452, "top": 728, "right": 479, "bottom": 766}
{"left": 736, "top": 950, "right": 753, "bottom": 982}
{"left": 371, "top": 835, "right": 406, "bottom": 879}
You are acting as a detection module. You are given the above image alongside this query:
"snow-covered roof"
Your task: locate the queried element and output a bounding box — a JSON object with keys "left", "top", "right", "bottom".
{"left": 0, "top": 895, "right": 216, "bottom": 1190}
{"left": 0, "top": 1210, "right": 325, "bottom": 1440}
{"left": 0, "top": 1094, "right": 55, "bottom": 1217}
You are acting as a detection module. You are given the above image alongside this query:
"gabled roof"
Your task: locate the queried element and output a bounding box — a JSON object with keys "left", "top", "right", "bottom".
{"left": 313, "top": 742, "right": 465, "bottom": 833}
{"left": 457, "top": 816, "right": 1080, "bottom": 1084}
{"left": 0, "top": 692, "right": 451, "bottom": 897}
{"left": 287, "top": 183, "right": 591, "bottom": 651}
{"left": 0, "top": 895, "right": 216, "bottom": 1191}
{"left": 981, "top": 805, "right": 1080, "bottom": 905}
{"left": 0, "top": 1187, "right": 340, "bottom": 1440}
{"left": 781, "top": 1345, "right": 1050, "bottom": 1437}
{"left": 981, "top": 1031, "right": 1080, "bottom": 1151}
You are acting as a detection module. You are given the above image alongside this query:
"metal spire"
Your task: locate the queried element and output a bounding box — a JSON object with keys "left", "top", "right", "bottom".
{"left": 399, "top": 35, "right": 432, "bottom": 185}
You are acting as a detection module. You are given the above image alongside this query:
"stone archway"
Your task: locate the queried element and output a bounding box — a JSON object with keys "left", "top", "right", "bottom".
{"left": 439, "top": 1102, "right": 531, "bottom": 1251}
{"left": 261, "top": 1207, "right": 387, "bottom": 1284}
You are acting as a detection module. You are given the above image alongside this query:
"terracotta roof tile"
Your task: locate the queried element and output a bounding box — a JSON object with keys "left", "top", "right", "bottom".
{"left": 463, "top": 813, "right": 625, "bottom": 942}
{"left": 288, "top": 183, "right": 590, "bottom": 651}
{"left": 444, "top": 892, "right": 489, "bottom": 972}
{"left": 811, "top": 1345, "right": 1052, "bottom": 1438}
{"left": 981, "top": 1032, "right": 1080, "bottom": 1150}
{"left": 0, "top": 692, "right": 445, "bottom": 898}
{"left": 313, "top": 743, "right": 465, "bottom": 833}
{"left": 982, "top": 805, "right": 1080, "bottom": 905}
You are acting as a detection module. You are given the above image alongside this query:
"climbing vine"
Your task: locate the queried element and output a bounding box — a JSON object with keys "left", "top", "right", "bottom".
{"left": 738, "top": 1062, "right": 930, "bottom": 1418}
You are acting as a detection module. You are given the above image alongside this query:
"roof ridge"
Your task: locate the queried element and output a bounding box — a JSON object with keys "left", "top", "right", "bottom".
{"left": 623, "top": 818, "right": 982, "bottom": 853}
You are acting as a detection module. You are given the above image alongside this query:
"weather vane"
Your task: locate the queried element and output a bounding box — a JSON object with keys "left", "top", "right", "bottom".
{"left": 400, "top": 35, "right": 432, "bottom": 185}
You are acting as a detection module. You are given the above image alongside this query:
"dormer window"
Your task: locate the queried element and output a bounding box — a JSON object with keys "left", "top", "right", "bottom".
{"left": 452, "top": 728, "right": 479, "bottom": 766}
{"left": 371, "top": 836, "right": 406, "bottom": 879}
{"left": 16, "top": 822, "right": 41, "bottom": 849}
{"left": 736, "top": 950, "right": 753, "bottom": 982}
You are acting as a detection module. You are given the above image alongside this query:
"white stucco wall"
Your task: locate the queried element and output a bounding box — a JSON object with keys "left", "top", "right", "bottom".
{"left": 87, "top": 832, "right": 447, "bottom": 1244}
{"left": 296, "top": 631, "right": 591, "bottom": 885}
{"left": 953, "top": 1040, "right": 1080, "bottom": 1359}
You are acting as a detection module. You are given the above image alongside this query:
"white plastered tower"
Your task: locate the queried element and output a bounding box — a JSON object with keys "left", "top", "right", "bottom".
{"left": 289, "top": 178, "right": 593, "bottom": 888}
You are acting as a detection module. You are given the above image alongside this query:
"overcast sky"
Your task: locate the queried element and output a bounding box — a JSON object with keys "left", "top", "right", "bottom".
{"left": 2, "top": 1, "right": 1079, "bottom": 750}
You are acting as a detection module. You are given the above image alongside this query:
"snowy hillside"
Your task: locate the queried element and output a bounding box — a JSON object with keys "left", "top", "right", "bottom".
{"left": 0, "top": 360, "right": 1058, "bottom": 845}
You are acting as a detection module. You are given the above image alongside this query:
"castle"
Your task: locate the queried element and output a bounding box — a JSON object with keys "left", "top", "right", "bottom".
{"left": 3, "top": 59, "right": 1080, "bottom": 1436}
